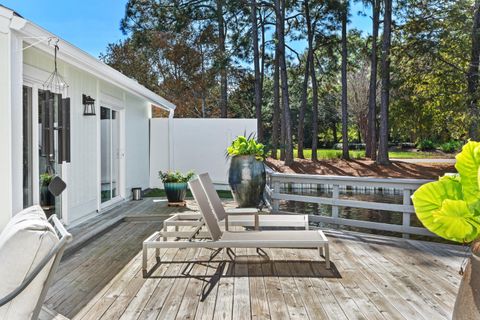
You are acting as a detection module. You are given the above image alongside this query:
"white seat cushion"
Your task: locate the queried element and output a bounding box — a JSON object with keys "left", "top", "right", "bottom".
{"left": 220, "top": 230, "right": 327, "bottom": 246}
{"left": 0, "top": 205, "right": 59, "bottom": 320}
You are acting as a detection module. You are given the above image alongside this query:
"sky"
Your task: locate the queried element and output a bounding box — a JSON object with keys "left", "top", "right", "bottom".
{"left": 1, "top": 0, "right": 371, "bottom": 59}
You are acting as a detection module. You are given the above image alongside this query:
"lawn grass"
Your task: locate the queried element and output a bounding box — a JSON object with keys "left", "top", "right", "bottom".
{"left": 144, "top": 188, "right": 233, "bottom": 199}
{"left": 274, "top": 149, "right": 453, "bottom": 160}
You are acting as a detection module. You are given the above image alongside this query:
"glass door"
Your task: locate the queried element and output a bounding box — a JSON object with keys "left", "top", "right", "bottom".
{"left": 23, "top": 86, "right": 33, "bottom": 208}
{"left": 100, "top": 106, "right": 120, "bottom": 205}
{"left": 38, "top": 89, "right": 63, "bottom": 218}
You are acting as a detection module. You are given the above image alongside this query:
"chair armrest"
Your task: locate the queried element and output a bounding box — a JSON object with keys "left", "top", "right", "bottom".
{"left": 225, "top": 208, "right": 259, "bottom": 215}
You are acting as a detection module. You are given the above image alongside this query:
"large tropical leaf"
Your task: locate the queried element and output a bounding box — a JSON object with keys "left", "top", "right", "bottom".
{"left": 412, "top": 177, "right": 480, "bottom": 242}
{"left": 455, "top": 141, "right": 480, "bottom": 208}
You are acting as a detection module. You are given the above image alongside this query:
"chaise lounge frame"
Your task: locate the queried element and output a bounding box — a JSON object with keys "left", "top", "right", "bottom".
{"left": 142, "top": 178, "right": 330, "bottom": 276}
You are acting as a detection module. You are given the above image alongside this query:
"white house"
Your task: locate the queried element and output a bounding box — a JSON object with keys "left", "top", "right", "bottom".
{"left": 0, "top": 5, "right": 176, "bottom": 229}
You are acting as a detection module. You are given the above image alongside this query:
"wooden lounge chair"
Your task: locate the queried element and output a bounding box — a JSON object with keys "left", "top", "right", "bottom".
{"left": 142, "top": 178, "right": 330, "bottom": 276}
{"left": 163, "top": 173, "right": 309, "bottom": 231}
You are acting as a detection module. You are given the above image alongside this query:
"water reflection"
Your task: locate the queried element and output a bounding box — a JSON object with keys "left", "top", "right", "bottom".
{"left": 278, "top": 186, "right": 425, "bottom": 239}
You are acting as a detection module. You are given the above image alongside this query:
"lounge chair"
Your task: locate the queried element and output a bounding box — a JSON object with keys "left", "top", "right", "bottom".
{"left": 0, "top": 206, "right": 72, "bottom": 320}
{"left": 163, "top": 173, "right": 309, "bottom": 231}
{"left": 198, "top": 172, "right": 309, "bottom": 230}
{"left": 142, "top": 178, "right": 330, "bottom": 275}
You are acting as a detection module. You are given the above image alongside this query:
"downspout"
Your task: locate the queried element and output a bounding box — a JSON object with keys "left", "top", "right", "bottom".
{"left": 168, "top": 108, "right": 175, "bottom": 171}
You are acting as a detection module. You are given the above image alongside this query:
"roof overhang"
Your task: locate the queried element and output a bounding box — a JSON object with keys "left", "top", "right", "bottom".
{"left": 0, "top": 6, "right": 175, "bottom": 111}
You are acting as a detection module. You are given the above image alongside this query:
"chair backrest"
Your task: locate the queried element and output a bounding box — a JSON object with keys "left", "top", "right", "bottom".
{"left": 0, "top": 206, "right": 72, "bottom": 320}
{"left": 189, "top": 178, "right": 223, "bottom": 241}
{"left": 198, "top": 173, "right": 227, "bottom": 221}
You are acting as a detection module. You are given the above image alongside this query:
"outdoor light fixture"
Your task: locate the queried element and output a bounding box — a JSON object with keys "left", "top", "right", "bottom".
{"left": 82, "top": 94, "right": 96, "bottom": 116}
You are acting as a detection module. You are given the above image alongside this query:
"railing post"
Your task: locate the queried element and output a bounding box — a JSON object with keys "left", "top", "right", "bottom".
{"left": 332, "top": 184, "right": 339, "bottom": 226}
{"left": 272, "top": 180, "right": 280, "bottom": 212}
{"left": 402, "top": 189, "right": 411, "bottom": 239}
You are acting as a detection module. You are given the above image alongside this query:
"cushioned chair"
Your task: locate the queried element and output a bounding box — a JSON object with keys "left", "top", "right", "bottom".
{"left": 0, "top": 205, "right": 72, "bottom": 320}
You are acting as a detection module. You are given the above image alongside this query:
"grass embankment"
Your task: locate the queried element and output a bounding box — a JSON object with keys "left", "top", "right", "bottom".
{"left": 144, "top": 188, "right": 233, "bottom": 199}
{"left": 278, "top": 149, "right": 452, "bottom": 160}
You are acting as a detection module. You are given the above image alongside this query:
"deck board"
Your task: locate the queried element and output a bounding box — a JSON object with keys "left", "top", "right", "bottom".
{"left": 44, "top": 199, "right": 464, "bottom": 320}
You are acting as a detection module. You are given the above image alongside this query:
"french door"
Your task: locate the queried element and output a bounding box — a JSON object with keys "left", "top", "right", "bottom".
{"left": 100, "top": 106, "right": 121, "bottom": 206}
{"left": 22, "top": 85, "right": 70, "bottom": 221}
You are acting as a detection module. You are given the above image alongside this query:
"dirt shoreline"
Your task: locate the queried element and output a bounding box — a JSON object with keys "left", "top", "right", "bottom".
{"left": 266, "top": 157, "right": 455, "bottom": 180}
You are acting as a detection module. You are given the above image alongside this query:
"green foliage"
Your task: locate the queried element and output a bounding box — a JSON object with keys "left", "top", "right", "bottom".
{"left": 158, "top": 170, "right": 195, "bottom": 183}
{"left": 412, "top": 141, "right": 480, "bottom": 243}
{"left": 40, "top": 173, "right": 53, "bottom": 186}
{"left": 417, "top": 139, "right": 435, "bottom": 151}
{"left": 227, "top": 136, "right": 265, "bottom": 161}
{"left": 439, "top": 141, "right": 462, "bottom": 153}
{"left": 144, "top": 188, "right": 233, "bottom": 199}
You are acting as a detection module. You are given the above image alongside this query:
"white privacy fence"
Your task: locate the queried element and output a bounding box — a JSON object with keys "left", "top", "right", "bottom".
{"left": 265, "top": 170, "right": 434, "bottom": 238}
{"left": 150, "top": 118, "right": 257, "bottom": 188}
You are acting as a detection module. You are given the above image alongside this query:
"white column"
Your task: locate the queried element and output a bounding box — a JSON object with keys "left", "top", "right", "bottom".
{"left": 0, "top": 9, "right": 14, "bottom": 229}
{"left": 10, "top": 30, "right": 23, "bottom": 214}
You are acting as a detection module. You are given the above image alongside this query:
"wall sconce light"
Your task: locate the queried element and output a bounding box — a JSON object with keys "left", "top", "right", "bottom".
{"left": 82, "top": 94, "right": 96, "bottom": 116}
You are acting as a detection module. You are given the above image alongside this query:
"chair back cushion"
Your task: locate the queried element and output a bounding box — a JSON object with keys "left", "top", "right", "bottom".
{"left": 0, "top": 205, "right": 59, "bottom": 320}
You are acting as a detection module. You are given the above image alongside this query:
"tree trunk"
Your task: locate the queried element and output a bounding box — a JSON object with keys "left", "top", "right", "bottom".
{"left": 217, "top": 0, "right": 228, "bottom": 118}
{"left": 341, "top": 1, "right": 350, "bottom": 160}
{"left": 298, "top": 56, "right": 310, "bottom": 159}
{"left": 377, "top": 0, "right": 392, "bottom": 165}
{"left": 310, "top": 51, "right": 319, "bottom": 161}
{"left": 468, "top": 0, "right": 480, "bottom": 140}
{"left": 251, "top": 0, "right": 263, "bottom": 141}
{"left": 366, "top": 0, "right": 380, "bottom": 159}
{"left": 275, "top": 0, "right": 294, "bottom": 166}
{"left": 271, "top": 31, "right": 280, "bottom": 160}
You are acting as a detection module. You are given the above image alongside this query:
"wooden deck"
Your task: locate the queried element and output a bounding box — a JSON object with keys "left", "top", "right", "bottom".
{"left": 45, "top": 198, "right": 465, "bottom": 320}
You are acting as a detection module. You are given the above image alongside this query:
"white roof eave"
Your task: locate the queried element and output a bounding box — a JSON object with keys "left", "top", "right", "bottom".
{"left": 8, "top": 13, "right": 175, "bottom": 111}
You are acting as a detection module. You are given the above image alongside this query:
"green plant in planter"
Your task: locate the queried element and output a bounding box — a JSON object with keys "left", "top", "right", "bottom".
{"left": 412, "top": 141, "right": 480, "bottom": 319}
{"left": 158, "top": 170, "right": 195, "bottom": 203}
{"left": 227, "top": 135, "right": 265, "bottom": 161}
{"left": 158, "top": 170, "right": 195, "bottom": 183}
{"left": 227, "top": 135, "right": 266, "bottom": 207}
{"left": 40, "top": 173, "right": 53, "bottom": 186}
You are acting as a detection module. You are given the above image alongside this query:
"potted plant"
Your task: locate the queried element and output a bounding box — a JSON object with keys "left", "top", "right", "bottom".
{"left": 159, "top": 170, "right": 195, "bottom": 203}
{"left": 411, "top": 141, "right": 480, "bottom": 319}
{"left": 40, "top": 173, "right": 54, "bottom": 207}
{"left": 227, "top": 135, "right": 266, "bottom": 207}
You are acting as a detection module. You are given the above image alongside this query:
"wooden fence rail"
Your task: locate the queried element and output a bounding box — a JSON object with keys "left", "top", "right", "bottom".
{"left": 265, "top": 170, "right": 434, "bottom": 238}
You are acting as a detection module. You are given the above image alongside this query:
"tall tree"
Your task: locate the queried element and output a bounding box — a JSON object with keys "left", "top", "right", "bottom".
{"left": 298, "top": 55, "right": 310, "bottom": 159}
{"left": 366, "top": 0, "right": 380, "bottom": 159}
{"left": 217, "top": 0, "right": 228, "bottom": 117}
{"left": 377, "top": 0, "right": 392, "bottom": 164}
{"left": 251, "top": 0, "right": 263, "bottom": 140}
{"left": 468, "top": 0, "right": 480, "bottom": 140}
{"left": 271, "top": 28, "right": 281, "bottom": 159}
{"left": 275, "top": 0, "right": 294, "bottom": 165}
{"left": 341, "top": 0, "right": 350, "bottom": 160}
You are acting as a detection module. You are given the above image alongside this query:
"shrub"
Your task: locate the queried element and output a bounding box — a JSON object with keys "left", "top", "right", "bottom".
{"left": 440, "top": 141, "right": 462, "bottom": 153}
{"left": 417, "top": 139, "right": 435, "bottom": 151}
{"left": 158, "top": 171, "right": 195, "bottom": 183}
{"left": 227, "top": 135, "right": 265, "bottom": 161}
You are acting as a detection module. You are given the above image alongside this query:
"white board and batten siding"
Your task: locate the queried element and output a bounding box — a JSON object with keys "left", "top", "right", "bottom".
{"left": 150, "top": 118, "right": 257, "bottom": 188}
{"left": 20, "top": 47, "right": 154, "bottom": 226}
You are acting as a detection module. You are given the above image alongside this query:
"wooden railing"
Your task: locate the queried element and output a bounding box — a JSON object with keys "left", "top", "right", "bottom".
{"left": 265, "top": 169, "right": 434, "bottom": 238}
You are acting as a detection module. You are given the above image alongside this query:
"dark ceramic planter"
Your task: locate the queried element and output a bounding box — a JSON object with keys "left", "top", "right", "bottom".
{"left": 164, "top": 182, "right": 188, "bottom": 203}
{"left": 40, "top": 185, "right": 54, "bottom": 207}
{"left": 228, "top": 155, "right": 266, "bottom": 208}
{"left": 452, "top": 240, "right": 480, "bottom": 319}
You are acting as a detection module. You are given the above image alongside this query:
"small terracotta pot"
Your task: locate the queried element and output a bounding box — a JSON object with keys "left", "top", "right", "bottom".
{"left": 452, "top": 239, "right": 480, "bottom": 319}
